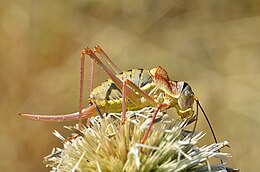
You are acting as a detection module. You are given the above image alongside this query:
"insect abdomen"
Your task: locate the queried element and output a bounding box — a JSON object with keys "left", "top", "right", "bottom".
{"left": 90, "top": 69, "right": 152, "bottom": 113}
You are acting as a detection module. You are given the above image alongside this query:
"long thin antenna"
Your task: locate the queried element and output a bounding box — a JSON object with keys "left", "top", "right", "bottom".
{"left": 196, "top": 99, "right": 218, "bottom": 144}
{"left": 190, "top": 101, "right": 199, "bottom": 142}
{"left": 196, "top": 99, "right": 226, "bottom": 165}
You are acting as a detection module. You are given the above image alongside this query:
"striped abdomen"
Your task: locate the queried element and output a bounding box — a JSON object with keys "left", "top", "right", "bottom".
{"left": 90, "top": 69, "right": 154, "bottom": 113}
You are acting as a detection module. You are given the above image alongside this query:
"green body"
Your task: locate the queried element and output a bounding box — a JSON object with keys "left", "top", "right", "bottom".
{"left": 90, "top": 69, "right": 155, "bottom": 113}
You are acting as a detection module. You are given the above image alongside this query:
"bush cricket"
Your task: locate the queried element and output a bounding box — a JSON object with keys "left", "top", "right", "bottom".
{"left": 19, "top": 45, "right": 218, "bottom": 145}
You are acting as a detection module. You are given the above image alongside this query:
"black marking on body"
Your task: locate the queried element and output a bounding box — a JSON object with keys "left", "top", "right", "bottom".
{"left": 90, "top": 68, "right": 152, "bottom": 104}
{"left": 105, "top": 83, "right": 121, "bottom": 101}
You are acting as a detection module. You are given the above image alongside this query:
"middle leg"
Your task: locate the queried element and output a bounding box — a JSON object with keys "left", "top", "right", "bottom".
{"left": 121, "top": 79, "right": 167, "bottom": 144}
{"left": 122, "top": 79, "right": 157, "bottom": 123}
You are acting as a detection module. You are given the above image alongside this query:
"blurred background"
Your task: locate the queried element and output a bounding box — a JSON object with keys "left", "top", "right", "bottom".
{"left": 0, "top": 0, "right": 259, "bottom": 171}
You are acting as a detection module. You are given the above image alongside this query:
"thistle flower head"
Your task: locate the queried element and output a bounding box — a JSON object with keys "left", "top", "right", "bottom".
{"left": 44, "top": 107, "right": 231, "bottom": 172}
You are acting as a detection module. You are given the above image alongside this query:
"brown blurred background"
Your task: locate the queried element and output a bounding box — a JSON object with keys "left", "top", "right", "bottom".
{"left": 0, "top": 0, "right": 259, "bottom": 171}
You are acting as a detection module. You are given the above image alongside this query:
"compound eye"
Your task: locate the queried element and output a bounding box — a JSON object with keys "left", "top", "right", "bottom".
{"left": 183, "top": 84, "right": 193, "bottom": 97}
{"left": 184, "top": 90, "right": 190, "bottom": 97}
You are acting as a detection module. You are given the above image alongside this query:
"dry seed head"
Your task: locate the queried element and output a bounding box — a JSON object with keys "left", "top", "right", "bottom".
{"left": 44, "top": 107, "right": 230, "bottom": 172}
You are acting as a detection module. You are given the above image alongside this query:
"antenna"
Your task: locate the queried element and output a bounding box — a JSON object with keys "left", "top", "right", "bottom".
{"left": 195, "top": 98, "right": 218, "bottom": 144}
{"left": 190, "top": 100, "right": 199, "bottom": 141}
